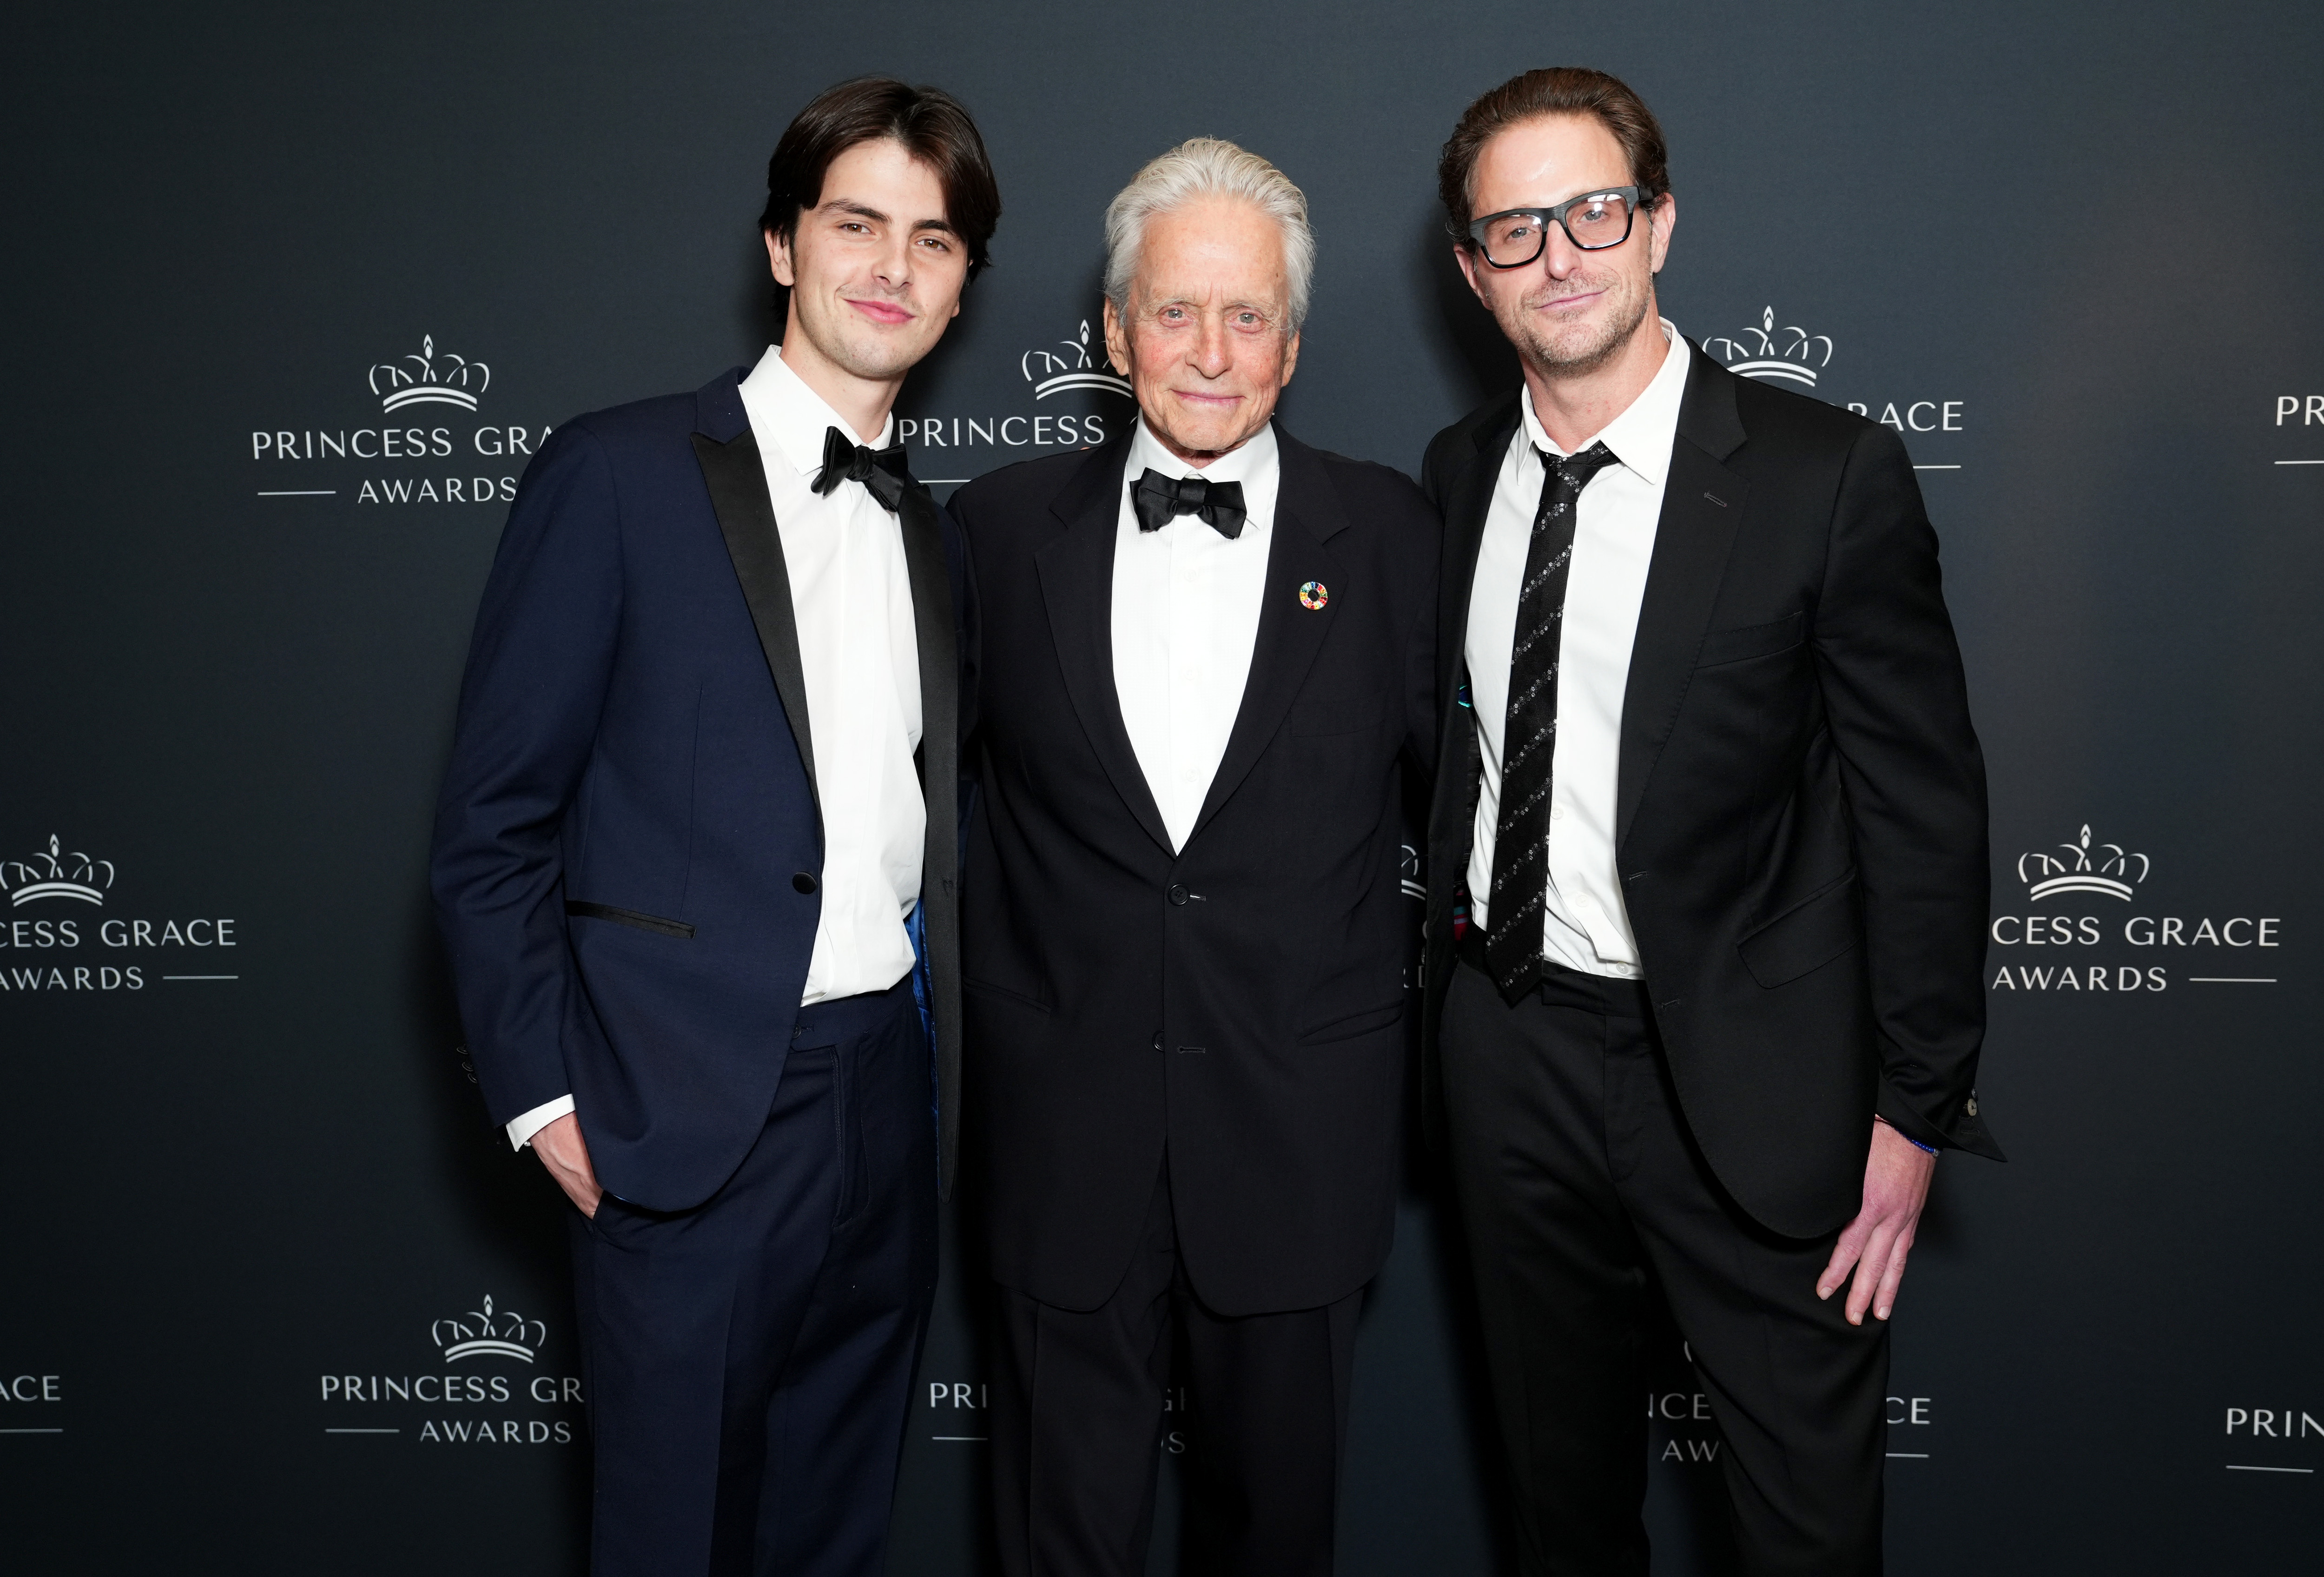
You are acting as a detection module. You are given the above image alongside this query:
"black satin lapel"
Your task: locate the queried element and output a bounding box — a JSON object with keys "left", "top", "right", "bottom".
{"left": 1615, "top": 438, "right": 1749, "bottom": 849}
{"left": 1034, "top": 449, "right": 1173, "bottom": 854}
{"left": 897, "top": 482, "right": 961, "bottom": 1191}
{"left": 1184, "top": 494, "right": 1344, "bottom": 846}
{"left": 692, "top": 430, "right": 820, "bottom": 839}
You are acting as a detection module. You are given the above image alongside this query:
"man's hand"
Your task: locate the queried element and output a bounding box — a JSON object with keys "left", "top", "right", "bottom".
{"left": 532, "top": 1111, "right": 603, "bottom": 1219}
{"left": 1816, "top": 1120, "right": 1936, "bottom": 1325}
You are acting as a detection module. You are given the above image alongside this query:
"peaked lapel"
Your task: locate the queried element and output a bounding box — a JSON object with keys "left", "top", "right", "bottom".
{"left": 1616, "top": 345, "right": 1750, "bottom": 850}
{"left": 692, "top": 404, "right": 823, "bottom": 844}
{"left": 1184, "top": 428, "right": 1347, "bottom": 846}
{"left": 1033, "top": 440, "right": 1174, "bottom": 855}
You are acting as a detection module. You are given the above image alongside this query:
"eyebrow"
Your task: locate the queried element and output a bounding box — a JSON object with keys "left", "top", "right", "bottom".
{"left": 820, "top": 198, "right": 957, "bottom": 236}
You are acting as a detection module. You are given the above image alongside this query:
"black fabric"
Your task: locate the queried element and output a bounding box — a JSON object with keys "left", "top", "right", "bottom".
{"left": 567, "top": 977, "right": 936, "bottom": 1577}
{"left": 812, "top": 424, "right": 916, "bottom": 511}
{"left": 1440, "top": 955, "right": 1888, "bottom": 1576}
{"left": 947, "top": 424, "right": 1439, "bottom": 1316}
{"left": 1419, "top": 345, "right": 2000, "bottom": 1240}
{"left": 1483, "top": 441, "right": 1619, "bottom": 1002}
{"left": 1131, "top": 467, "right": 1248, "bottom": 539}
{"left": 988, "top": 1165, "right": 1361, "bottom": 1577}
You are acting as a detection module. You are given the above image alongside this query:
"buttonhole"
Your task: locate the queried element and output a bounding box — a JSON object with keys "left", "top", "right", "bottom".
{"left": 1703, "top": 493, "right": 1727, "bottom": 507}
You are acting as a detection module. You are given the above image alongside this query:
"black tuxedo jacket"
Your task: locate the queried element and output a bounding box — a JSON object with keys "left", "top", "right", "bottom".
{"left": 432, "top": 368, "right": 965, "bottom": 1212}
{"left": 949, "top": 425, "right": 1437, "bottom": 1315}
{"left": 1421, "top": 345, "right": 2002, "bottom": 1239}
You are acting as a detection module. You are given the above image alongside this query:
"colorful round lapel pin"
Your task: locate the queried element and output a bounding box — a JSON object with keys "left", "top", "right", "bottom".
{"left": 1298, "top": 581, "right": 1330, "bottom": 610}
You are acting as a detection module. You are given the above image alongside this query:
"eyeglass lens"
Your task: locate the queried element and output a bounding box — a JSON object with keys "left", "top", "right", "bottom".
{"left": 1479, "top": 193, "right": 1634, "bottom": 265}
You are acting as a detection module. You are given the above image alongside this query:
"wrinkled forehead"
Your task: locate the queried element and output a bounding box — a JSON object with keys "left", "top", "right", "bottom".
{"left": 1132, "top": 198, "right": 1290, "bottom": 306}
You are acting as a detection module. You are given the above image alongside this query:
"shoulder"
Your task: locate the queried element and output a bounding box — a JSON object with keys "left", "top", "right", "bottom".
{"left": 556, "top": 388, "right": 710, "bottom": 463}
{"left": 1713, "top": 357, "right": 1893, "bottom": 468}
{"left": 1305, "top": 443, "right": 1434, "bottom": 530}
{"left": 1421, "top": 392, "right": 1520, "bottom": 497}
{"left": 946, "top": 445, "right": 1113, "bottom": 550}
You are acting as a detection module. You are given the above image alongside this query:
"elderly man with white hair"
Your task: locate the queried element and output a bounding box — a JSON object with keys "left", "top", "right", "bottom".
{"left": 946, "top": 138, "right": 1439, "bottom": 1577}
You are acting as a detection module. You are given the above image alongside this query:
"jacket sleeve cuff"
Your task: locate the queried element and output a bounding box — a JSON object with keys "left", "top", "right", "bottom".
{"left": 506, "top": 1094, "right": 575, "bottom": 1152}
{"left": 1875, "top": 1075, "right": 2006, "bottom": 1161}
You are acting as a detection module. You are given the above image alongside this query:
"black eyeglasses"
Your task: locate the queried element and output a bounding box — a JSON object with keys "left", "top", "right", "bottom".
{"left": 1467, "top": 187, "right": 1645, "bottom": 268}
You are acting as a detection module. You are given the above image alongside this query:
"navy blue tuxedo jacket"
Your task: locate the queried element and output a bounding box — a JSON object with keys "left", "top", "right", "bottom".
{"left": 431, "top": 368, "right": 964, "bottom": 1213}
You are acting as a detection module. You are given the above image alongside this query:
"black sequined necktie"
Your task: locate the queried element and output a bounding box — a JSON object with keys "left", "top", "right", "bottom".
{"left": 1132, "top": 468, "right": 1248, "bottom": 539}
{"left": 813, "top": 425, "right": 915, "bottom": 512}
{"left": 1484, "top": 441, "right": 1620, "bottom": 1003}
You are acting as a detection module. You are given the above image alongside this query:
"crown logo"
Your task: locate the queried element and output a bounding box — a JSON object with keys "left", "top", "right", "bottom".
{"left": 1022, "top": 319, "right": 1132, "bottom": 400}
{"left": 430, "top": 1293, "right": 547, "bottom": 1364}
{"left": 1706, "top": 306, "right": 1833, "bottom": 388}
{"left": 368, "top": 334, "right": 490, "bottom": 413}
{"left": 1, "top": 835, "right": 115, "bottom": 908}
{"left": 2018, "top": 825, "right": 2150, "bottom": 902}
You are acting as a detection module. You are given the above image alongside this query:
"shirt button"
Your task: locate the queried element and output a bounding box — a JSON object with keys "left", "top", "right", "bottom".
{"left": 1966, "top": 1095, "right": 1980, "bottom": 1117}
{"left": 1168, "top": 884, "right": 1189, "bottom": 906}
{"left": 1551, "top": 804, "right": 1565, "bottom": 821}
{"left": 792, "top": 872, "right": 818, "bottom": 895}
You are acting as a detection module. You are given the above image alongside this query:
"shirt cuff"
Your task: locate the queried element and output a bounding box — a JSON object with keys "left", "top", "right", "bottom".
{"left": 507, "top": 1094, "right": 575, "bottom": 1152}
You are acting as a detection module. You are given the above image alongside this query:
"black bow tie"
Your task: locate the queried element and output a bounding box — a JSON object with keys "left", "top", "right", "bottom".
{"left": 813, "top": 425, "right": 915, "bottom": 512}
{"left": 1133, "top": 468, "right": 1247, "bottom": 540}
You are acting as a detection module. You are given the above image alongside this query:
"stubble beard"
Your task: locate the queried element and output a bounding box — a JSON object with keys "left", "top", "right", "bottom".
{"left": 1499, "top": 266, "right": 1652, "bottom": 383}
{"left": 795, "top": 285, "right": 932, "bottom": 385}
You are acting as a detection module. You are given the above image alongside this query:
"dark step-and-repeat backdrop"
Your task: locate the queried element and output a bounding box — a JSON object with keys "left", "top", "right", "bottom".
{"left": 4, "top": 3, "right": 2318, "bottom": 1571}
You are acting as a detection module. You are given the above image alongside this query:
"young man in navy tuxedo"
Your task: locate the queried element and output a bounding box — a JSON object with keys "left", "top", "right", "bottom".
{"left": 432, "top": 78, "right": 995, "bottom": 1577}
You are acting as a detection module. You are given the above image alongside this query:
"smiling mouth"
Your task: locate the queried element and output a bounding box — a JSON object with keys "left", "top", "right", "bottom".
{"left": 1539, "top": 288, "right": 1604, "bottom": 312}
{"left": 1174, "top": 390, "right": 1242, "bottom": 408}
{"left": 847, "top": 298, "right": 912, "bottom": 325}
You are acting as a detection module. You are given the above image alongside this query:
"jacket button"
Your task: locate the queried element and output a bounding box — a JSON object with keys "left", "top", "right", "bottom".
{"left": 1153, "top": 1033, "right": 1163, "bottom": 1051}
{"left": 792, "top": 872, "right": 818, "bottom": 895}
{"left": 1168, "top": 884, "right": 1188, "bottom": 906}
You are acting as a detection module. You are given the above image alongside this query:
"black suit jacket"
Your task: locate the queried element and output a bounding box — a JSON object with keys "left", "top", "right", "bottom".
{"left": 432, "top": 368, "right": 965, "bottom": 1211}
{"left": 1421, "top": 345, "right": 2001, "bottom": 1239}
{"left": 949, "top": 425, "right": 1437, "bottom": 1315}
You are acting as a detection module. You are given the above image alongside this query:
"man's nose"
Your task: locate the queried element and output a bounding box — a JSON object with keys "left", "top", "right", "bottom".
{"left": 871, "top": 234, "right": 915, "bottom": 290}
{"left": 1539, "top": 224, "right": 1585, "bottom": 280}
{"left": 1192, "top": 316, "right": 1232, "bottom": 376}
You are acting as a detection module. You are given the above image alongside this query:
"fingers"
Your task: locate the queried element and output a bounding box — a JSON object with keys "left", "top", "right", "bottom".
{"left": 1870, "top": 1222, "right": 1915, "bottom": 1322}
{"left": 1818, "top": 1218, "right": 1871, "bottom": 1302}
{"left": 1844, "top": 1219, "right": 1900, "bottom": 1325}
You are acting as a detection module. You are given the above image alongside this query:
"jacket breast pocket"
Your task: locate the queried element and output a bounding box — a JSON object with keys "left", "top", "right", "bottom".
{"left": 565, "top": 900, "right": 695, "bottom": 940}
{"left": 1696, "top": 610, "right": 1804, "bottom": 668}
{"left": 1736, "top": 874, "right": 1859, "bottom": 988}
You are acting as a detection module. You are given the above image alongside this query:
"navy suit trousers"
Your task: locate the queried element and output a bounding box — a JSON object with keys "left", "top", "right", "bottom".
{"left": 568, "top": 975, "right": 936, "bottom": 1577}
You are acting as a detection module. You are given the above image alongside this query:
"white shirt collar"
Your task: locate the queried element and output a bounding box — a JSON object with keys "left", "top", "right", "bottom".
{"left": 1519, "top": 317, "right": 1689, "bottom": 488}
{"left": 736, "top": 344, "right": 895, "bottom": 477}
{"left": 1125, "top": 414, "right": 1281, "bottom": 490}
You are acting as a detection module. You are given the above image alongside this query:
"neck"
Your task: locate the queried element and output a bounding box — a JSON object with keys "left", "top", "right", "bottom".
{"left": 1519, "top": 308, "right": 1669, "bottom": 452}
{"left": 778, "top": 310, "right": 903, "bottom": 443}
{"left": 1144, "top": 413, "right": 1271, "bottom": 470}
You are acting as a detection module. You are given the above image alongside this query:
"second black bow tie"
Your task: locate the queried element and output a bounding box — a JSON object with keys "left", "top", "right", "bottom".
{"left": 814, "top": 425, "right": 916, "bottom": 512}
{"left": 1133, "top": 468, "right": 1247, "bottom": 539}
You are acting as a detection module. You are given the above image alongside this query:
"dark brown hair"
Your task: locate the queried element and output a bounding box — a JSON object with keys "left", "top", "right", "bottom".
{"left": 760, "top": 77, "right": 1001, "bottom": 279}
{"left": 1437, "top": 67, "right": 1669, "bottom": 244}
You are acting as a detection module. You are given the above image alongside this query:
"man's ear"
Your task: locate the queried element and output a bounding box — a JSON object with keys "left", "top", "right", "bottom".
{"left": 1452, "top": 243, "right": 1489, "bottom": 307}
{"left": 765, "top": 227, "right": 796, "bottom": 289}
{"left": 1279, "top": 329, "right": 1301, "bottom": 387}
{"left": 1102, "top": 297, "right": 1131, "bottom": 377}
{"left": 1646, "top": 192, "right": 1677, "bottom": 277}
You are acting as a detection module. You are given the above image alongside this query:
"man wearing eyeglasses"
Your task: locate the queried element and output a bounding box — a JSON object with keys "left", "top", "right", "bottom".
{"left": 1420, "top": 67, "right": 2000, "bottom": 1573}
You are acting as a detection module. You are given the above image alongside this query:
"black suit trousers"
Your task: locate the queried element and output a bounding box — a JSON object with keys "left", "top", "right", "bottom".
{"left": 988, "top": 1166, "right": 1361, "bottom": 1577}
{"left": 568, "top": 976, "right": 935, "bottom": 1577}
{"left": 1441, "top": 954, "right": 1888, "bottom": 1576}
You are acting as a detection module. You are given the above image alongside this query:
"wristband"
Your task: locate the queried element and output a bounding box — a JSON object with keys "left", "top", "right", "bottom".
{"left": 1875, "top": 1114, "right": 1939, "bottom": 1155}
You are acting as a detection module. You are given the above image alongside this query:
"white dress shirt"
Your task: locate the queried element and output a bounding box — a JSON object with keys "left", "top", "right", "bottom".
{"left": 507, "top": 345, "right": 924, "bottom": 1149}
{"left": 1111, "top": 417, "right": 1281, "bottom": 852}
{"left": 1464, "top": 319, "right": 1688, "bottom": 980}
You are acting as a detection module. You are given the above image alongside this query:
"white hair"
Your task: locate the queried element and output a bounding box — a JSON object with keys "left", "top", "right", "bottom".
{"left": 1103, "top": 137, "right": 1314, "bottom": 333}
